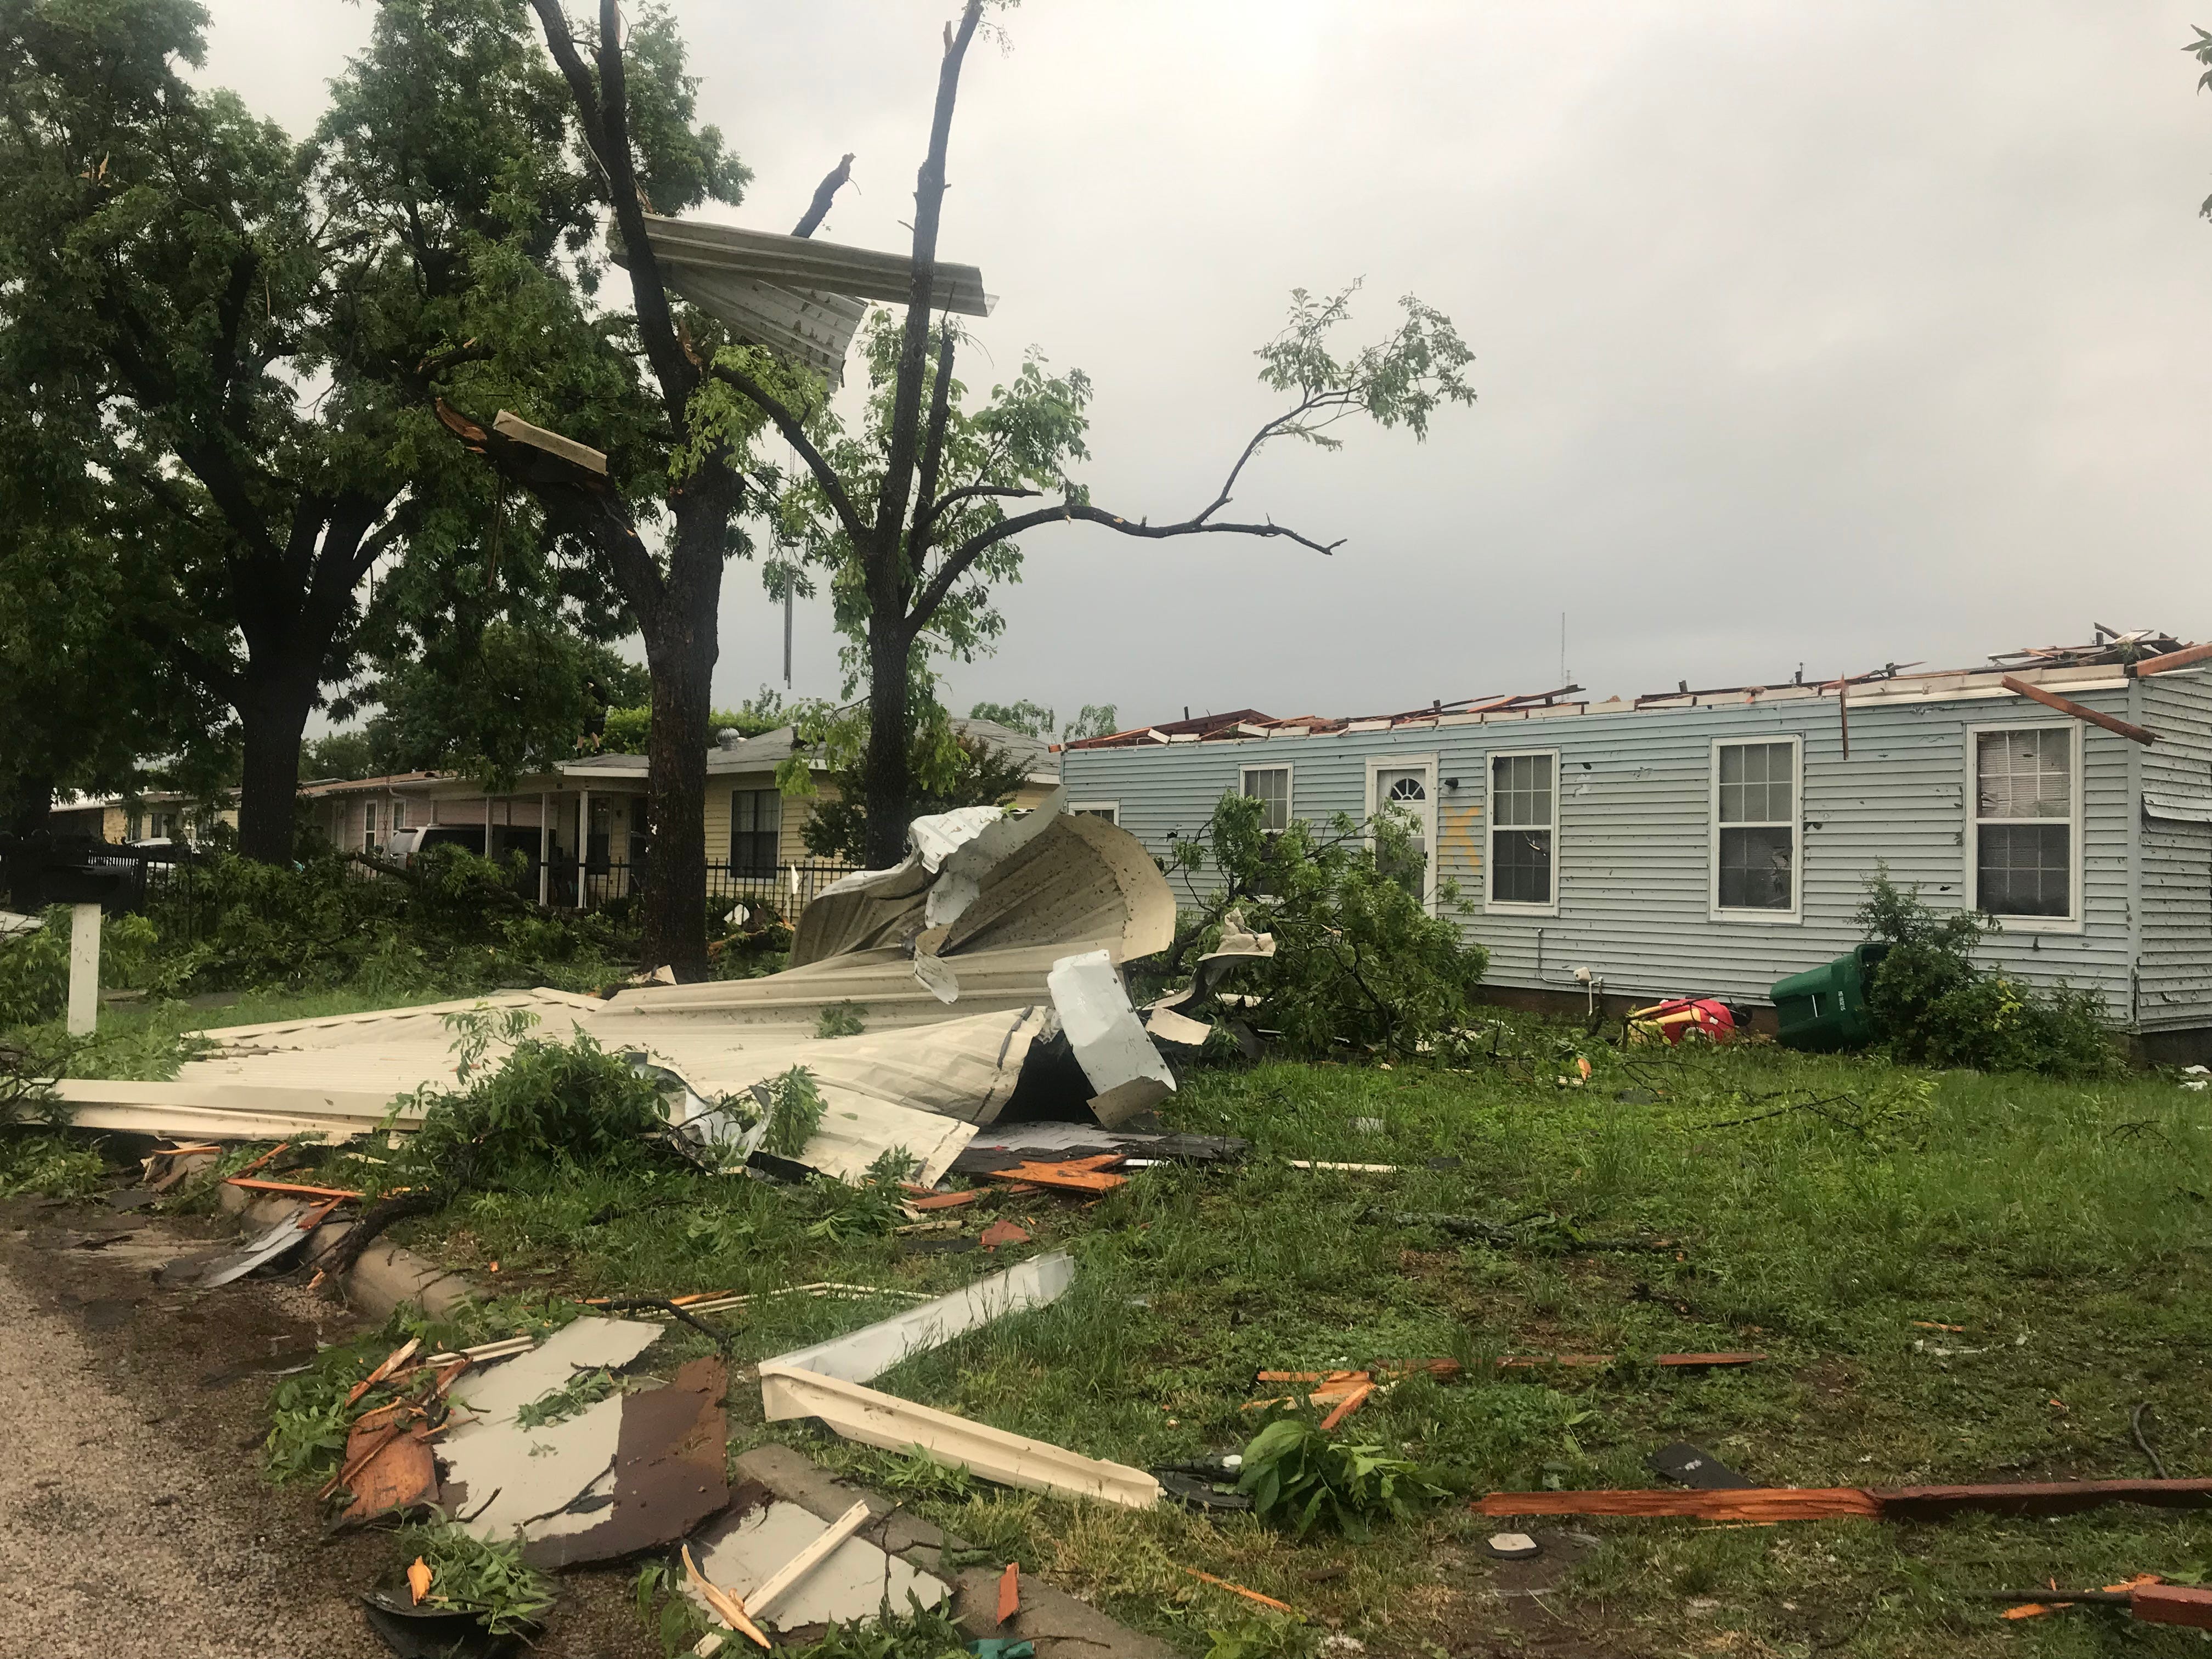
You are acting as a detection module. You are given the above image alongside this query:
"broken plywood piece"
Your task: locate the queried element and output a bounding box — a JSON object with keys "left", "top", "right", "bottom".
{"left": 759, "top": 1364, "right": 1160, "bottom": 1510}
{"left": 338, "top": 1423, "right": 438, "bottom": 1523}
{"left": 765, "top": 1252, "right": 1075, "bottom": 1385}
{"left": 493, "top": 410, "right": 608, "bottom": 476}
{"left": 527, "top": 1357, "right": 730, "bottom": 1568}
{"left": 1477, "top": 1477, "right": 2212, "bottom": 1522}
{"left": 687, "top": 1493, "right": 946, "bottom": 1632}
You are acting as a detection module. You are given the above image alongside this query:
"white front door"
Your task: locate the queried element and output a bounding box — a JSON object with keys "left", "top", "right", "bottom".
{"left": 1369, "top": 759, "right": 1437, "bottom": 908}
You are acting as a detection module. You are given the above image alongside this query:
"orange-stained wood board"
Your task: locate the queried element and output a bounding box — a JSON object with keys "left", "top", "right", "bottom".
{"left": 981, "top": 1158, "right": 1127, "bottom": 1194}
{"left": 1477, "top": 1487, "right": 1884, "bottom": 1521}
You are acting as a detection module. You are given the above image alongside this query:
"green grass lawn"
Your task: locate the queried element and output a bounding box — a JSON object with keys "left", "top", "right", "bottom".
{"left": 310, "top": 1022, "right": 2212, "bottom": 1658}
{"left": 21, "top": 981, "right": 2212, "bottom": 1656}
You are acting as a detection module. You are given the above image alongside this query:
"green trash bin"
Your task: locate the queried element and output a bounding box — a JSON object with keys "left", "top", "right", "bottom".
{"left": 1770, "top": 943, "right": 1889, "bottom": 1052}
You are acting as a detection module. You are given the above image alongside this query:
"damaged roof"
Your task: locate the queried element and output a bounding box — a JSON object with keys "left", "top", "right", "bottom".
{"left": 1063, "top": 628, "right": 2202, "bottom": 749}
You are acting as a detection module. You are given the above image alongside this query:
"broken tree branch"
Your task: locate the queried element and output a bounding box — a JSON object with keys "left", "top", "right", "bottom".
{"left": 910, "top": 500, "right": 1341, "bottom": 630}
{"left": 705, "top": 361, "right": 869, "bottom": 548}
{"left": 792, "top": 153, "right": 855, "bottom": 238}
{"left": 1999, "top": 675, "right": 2157, "bottom": 745}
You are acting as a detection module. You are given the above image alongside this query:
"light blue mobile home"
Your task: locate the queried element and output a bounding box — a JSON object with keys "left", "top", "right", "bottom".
{"left": 1060, "top": 643, "right": 2212, "bottom": 1056}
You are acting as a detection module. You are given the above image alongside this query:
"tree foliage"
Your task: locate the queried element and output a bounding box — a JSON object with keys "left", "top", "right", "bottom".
{"left": 1858, "top": 870, "right": 2120, "bottom": 1077}
{"left": 968, "top": 699, "right": 1119, "bottom": 742}
{"left": 1144, "top": 793, "right": 1489, "bottom": 1058}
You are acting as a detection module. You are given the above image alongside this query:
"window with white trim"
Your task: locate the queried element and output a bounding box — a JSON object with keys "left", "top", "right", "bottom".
{"left": 730, "top": 788, "right": 781, "bottom": 874}
{"left": 1068, "top": 802, "right": 1120, "bottom": 823}
{"left": 1239, "top": 765, "right": 1291, "bottom": 833}
{"left": 1972, "top": 727, "right": 2074, "bottom": 919}
{"left": 391, "top": 798, "right": 408, "bottom": 831}
{"left": 1713, "top": 740, "right": 1798, "bottom": 914}
{"left": 1488, "top": 752, "right": 1556, "bottom": 907}
{"left": 363, "top": 800, "right": 379, "bottom": 851}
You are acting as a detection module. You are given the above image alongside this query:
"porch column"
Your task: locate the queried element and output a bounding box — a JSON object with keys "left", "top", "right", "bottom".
{"left": 538, "top": 792, "right": 550, "bottom": 906}
{"left": 484, "top": 794, "right": 494, "bottom": 857}
{"left": 578, "top": 787, "right": 591, "bottom": 906}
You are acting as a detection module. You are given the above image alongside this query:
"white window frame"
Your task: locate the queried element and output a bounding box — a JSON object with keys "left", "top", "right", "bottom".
{"left": 1364, "top": 753, "right": 1439, "bottom": 911}
{"left": 1238, "top": 764, "right": 1294, "bottom": 834}
{"left": 1483, "top": 747, "right": 1561, "bottom": 917}
{"left": 1708, "top": 736, "right": 1804, "bottom": 924}
{"left": 1965, "top": 721, "right": 2083, "bottom": 934}
{"left": 1066, "top": 800, "right": 1120, "bottom": 824}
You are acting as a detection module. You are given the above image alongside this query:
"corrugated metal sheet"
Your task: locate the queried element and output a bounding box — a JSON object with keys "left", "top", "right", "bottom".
{"left": 1064, "top": 678, "right": 2212, "bottom": 1026}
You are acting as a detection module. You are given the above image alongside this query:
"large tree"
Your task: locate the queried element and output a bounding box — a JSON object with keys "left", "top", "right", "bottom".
{"left": 716, "top": 3, "right": 1479, "bottom": 866}
{"left": 0, "top": 0, "right": 728, "bottom": 870}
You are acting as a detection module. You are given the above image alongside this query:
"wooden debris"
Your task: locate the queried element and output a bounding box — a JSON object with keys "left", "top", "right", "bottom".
{"left": 982, "top": 1155, "right": 1127, "bottom": 1195}
{"left": 225, "top": 1176, "right": 366, "bottom": 1200}
{"left": 1318, "top": 1382, "right": 1375, "bottom": 1431}
{"left": 1477, "top": 1487, "right": 1883, "bottom": 1521}
{"left": 1481, "top": 1479, "right": 2212, "bottom": 1522}
{"left": 905, "top": 1190, "right": 982, "bottom": 1211}
{"left": 1182, "top": 1567, "right": 1296, "bottom": 1614}
{"left": 748, "top": 1499, "right": 874, "bottom": 1620}
{"left": 997, "top": 1562, "right": 1020, "bottom": 1626}
{"left": 2132, "top": 1583, "right": 2212, "bottom": 1629}
{"left": 228, "top": 1142, "right": 291, "bottom": 1180}
{"left": 684, "top": 1543, "right": 772, "bottom": 1649}
{"left": 2000, "top": 674, "right": 2157, "bottom": 744}
{"left": 407, "top": 1556, "right": 433, "bottom": 1605}
{"left": 345, "top": 1336, "right": 422, "bottom": 1407}
{"left": 979, "top": 1220, "right": 1032, "bottom": 1251}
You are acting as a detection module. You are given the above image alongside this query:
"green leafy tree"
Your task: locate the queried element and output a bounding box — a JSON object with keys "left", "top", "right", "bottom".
{"left": 967, "top": 699, "right": 1058, "bottom": 741}
{"left": 0, "top": 0, "right": 634, "bottom": 860}
{"left": 715, "top": 2, "right": 1478, "bottom": 866}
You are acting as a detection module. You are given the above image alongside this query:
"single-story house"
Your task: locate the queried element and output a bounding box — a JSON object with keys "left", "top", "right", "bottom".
{"left": 1058, "top": 630, "right": 2212, "bottom": 1059}
{"left": 47, "top": 789, "right": 238, "bottom": 846}
{"left": 301, "top": 718, "right": 1059, "bottom": 917}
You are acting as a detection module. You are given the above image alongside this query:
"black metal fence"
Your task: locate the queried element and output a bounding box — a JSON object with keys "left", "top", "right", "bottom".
{"left": 128, "top": 848, "right": 857, "bottom": 934}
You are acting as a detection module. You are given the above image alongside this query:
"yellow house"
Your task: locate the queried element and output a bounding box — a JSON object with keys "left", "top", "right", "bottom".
{"left": 300, "top": 719, "right": 1060, "bottom": 917}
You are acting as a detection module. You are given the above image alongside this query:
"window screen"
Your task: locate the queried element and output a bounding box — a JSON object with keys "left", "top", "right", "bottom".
{"left": 1240, "top": 767, "right": 1291, "bottom": 832}
{"left": 1975, "top": 730, "right": 2070, "bottom": 917}
{"left": 1489, "top": 753, "right": 1554, "bottom": 905}
{"left": 1716, "top": 742, "right": 1795, "bottom": 911}
{"left": 730, "top": 788, "right": 782, "bottom": 874}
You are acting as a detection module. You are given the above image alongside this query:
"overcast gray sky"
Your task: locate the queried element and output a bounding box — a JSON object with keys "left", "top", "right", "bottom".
{"left": 201, "top": 1, "right": 2212, "bottom": 727}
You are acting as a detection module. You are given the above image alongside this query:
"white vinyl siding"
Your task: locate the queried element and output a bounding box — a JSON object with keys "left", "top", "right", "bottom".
{"left": 1060, "top": 678, "right": 2170, "bottom": 1024}
{"left": 1711, "top": 738, "right": 1800, "bottom": 921}
{"left": 1487, "top": 750, "right": 1558, "bottom": 915}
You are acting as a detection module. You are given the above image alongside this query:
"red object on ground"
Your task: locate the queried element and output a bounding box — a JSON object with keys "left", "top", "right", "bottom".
{"left": 979, "top": 1221, "right": 1032, "bottom": 1251}
{"left": 1630, "top": 998, "right": 1742, "bottom": 1045}
{"left": 997, "top": 1562, "right": 1020, "bottom": 1624}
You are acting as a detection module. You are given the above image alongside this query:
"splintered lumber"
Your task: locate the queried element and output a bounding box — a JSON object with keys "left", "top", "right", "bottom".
{"left": 683, "top": 1544, "right": 771, "bottom": 1649}
{"left": 997, "top": 1562, "right": 1020, "bottom": 1626}
{"left": 224, "top": 1177, "right": 366, "bottom": 1200}
{"left": 1999, "top": 675, "right": 2157, "bottom": 744}
{"left": 746, "top": 1499, "right": 874, "bottom": 1619}
{"left": 1182, "top": 1568, "right": 1296, "bottom": 1614}
{"left": 1477, "top": 1487, "right": 1884, "bottom": 1521}
{"left": 345, "top": 1336, "right": 422, "bottom": 1407}
{"left": 981, "top": 1156, "right": 1127, "bottom": 1195}
{"left": 2130, "top": 640, "right": 2212, "bottom": 678}
{"left": 1318, "top": 1383, "right": 1375, "bottom": 1431}
{"left": 1873, "top": 1477, "right": 2212, "bottom": 1520}
{"left": 2133, "top": 1584, "right": 2212, "bottom": 1629}
{"left": 905, "top": 1190, "right": 983, "bottom": 1211}
{"left": 1478, "top": 1477, "right": 2212, "bottom": 1523}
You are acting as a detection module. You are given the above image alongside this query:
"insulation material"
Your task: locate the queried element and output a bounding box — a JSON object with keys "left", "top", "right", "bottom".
{"left": 1046, "top": 951, "right": 1175, "bottom": 1128}
{"left": 686, "top": 1497, "right": 946, "bottom": 1631}
{"left": 758, "top": 1365, "right": 1161, "bottom": 1510}
{"left": 765, "top": 1252, "right": 1075, "bottom": 1384}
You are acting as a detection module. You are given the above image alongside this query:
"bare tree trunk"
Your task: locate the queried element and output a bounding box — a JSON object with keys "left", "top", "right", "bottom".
{"left": 1, "top": 773, "right": 54, "bottom": 909}
{"left": 235, "top": 657, "right": 315, "bottom": 864}
{"left": 635, "top": 479, "right": 736, "bottom": 977}
{"left": 861, "top": 618, "right": 913, "bottom": 868}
